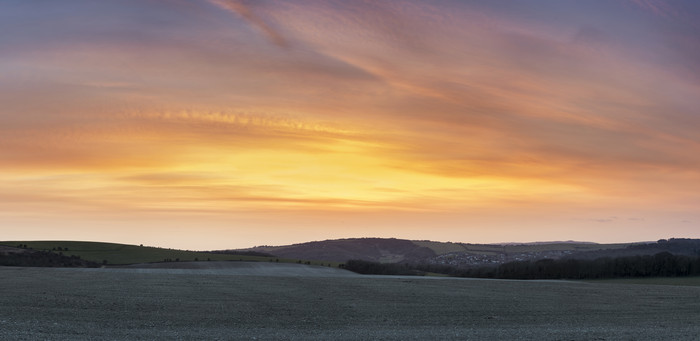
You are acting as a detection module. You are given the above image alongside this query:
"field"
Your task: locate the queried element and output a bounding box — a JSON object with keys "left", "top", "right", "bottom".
{"left": 588, "top": 276, "right": 700, "bottom": 287}
{"left": 2, "top": 263, "right": 699, "bottom": 340}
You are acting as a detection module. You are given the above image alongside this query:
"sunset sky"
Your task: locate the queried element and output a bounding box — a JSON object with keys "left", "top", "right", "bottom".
{"left": 2, "top": 0, "right": 700, "bottom": 250}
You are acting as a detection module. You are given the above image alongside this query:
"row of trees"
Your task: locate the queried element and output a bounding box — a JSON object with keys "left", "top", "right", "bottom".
{"left": 344, "top": 252, "right": 700, "bottom": 280}
{"left": 207, "top": 250, "right": 276, "bottom": 257}
{"left": 467, "top": 252, "right": 700, "bottom": 279}
{"left": 0, "top": 251, "right": 100, "bottom": 267}
{"left": 343, "top": 259, "right": 426, "bottom": 276}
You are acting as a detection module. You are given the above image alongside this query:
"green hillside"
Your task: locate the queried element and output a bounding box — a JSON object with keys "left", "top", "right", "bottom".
{"left": 0, "top": 241, "right": 276, "bottom": 265}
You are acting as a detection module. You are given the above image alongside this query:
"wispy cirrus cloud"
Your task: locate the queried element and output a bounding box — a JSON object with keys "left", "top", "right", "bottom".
{"left": 208, "top": 0, "right": 288, "bottom": 47}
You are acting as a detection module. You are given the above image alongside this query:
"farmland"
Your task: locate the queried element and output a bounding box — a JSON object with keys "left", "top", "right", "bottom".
{"left": 1, "top": 264, "right": 699, "bottom": 340}
{"left": 587, "top": 276, "right": 700, "bottom": 287}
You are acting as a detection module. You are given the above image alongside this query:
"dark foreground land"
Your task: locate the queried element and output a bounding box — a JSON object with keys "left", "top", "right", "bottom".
{"left": 1, "top": 263, "right": 699, "bottom": 340}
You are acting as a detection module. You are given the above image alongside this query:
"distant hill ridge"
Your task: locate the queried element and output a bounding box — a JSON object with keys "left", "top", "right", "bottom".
{"left": 489, "top": 240, "right": 600, "bottom": 246}
{"left": 3, "top": 238, "right": 698, "bottom": 269}
{"left": 244, "top": 237, "right": 700, "bottom": 267}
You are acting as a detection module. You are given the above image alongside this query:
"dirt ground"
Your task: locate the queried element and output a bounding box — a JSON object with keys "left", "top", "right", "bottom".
{"left": 1, "top": 263, "right": 699, "bottom": 340}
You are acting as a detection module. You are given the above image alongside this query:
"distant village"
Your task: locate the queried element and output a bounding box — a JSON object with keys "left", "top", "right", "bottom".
{"left": 427, "top": 250, "right": 576, "bottom": 267}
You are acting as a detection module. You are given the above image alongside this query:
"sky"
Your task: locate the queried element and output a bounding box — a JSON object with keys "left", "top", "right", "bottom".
{"left": 2, "top": 0, "right": 700, "bottom": 250}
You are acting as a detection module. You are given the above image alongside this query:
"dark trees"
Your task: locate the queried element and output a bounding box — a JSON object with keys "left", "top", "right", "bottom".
{"left": 342, "top": 253, "right": 700, "bottom": 280}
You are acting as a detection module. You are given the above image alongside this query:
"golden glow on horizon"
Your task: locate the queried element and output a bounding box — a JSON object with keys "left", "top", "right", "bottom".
{"left": 1, "top": 109, "right": 590, "bottom": 215}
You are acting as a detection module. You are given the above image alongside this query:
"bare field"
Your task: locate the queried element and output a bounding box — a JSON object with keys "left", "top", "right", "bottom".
{"left": 1, "top": 264, "right": 699, "bottom": 340}
{"left": 113, "top": 261, "right": 359, "bottom": 277}
{"left": 587, "top": 276, "right": 700, "bottom": 287}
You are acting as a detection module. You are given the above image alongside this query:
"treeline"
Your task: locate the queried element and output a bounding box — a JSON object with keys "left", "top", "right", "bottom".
{"left": 344, "top": 252, "right": 700, "bottom": 280}
{"left": 627, "top": 238, "right": 700, "bottom": 255}
{"left": 343, "top": 259, "right": 427, "bottom": 276}
{"left": 458, "top": 252, "right": 700, "bottom": 279}
{"left": 207, "top": 250, "right": 276, "bottom": 257}
{"left": 0, "top": 251, "right": 100, "bottom": 268}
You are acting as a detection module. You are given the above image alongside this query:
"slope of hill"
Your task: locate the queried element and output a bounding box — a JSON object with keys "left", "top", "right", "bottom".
{"left": 0, "top": 244, "right": 99, "bottom": 267}
{"left": 0, "top": 241, "right": 279, "bottom": 265}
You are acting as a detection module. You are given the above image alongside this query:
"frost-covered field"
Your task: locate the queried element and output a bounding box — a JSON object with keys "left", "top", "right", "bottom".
{"left": 1, "top": 264, "right": 699, "bottom": 340}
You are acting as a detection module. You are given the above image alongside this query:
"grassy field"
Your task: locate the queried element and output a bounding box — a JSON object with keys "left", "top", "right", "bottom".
{"left": 587, "top": 276, "right": 700, "bottom": 286}
{"left": 1, "top": 265, "right": 698, "bottom": 340}
{"left": 0, "top": 241, "right": 339, "bottom": 267}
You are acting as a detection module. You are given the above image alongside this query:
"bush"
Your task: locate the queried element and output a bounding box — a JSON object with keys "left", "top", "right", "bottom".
{"left": 0, "top": 251, "right": 99, "bottom": 268}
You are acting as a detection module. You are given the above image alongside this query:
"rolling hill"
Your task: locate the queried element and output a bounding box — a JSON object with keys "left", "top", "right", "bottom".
{"left": 242, "top": 237, "right": 629, "bottom": 266}
{"left": 0, "top": 241, "right": 326, "bottom": 266}
{"left": 4, "top": 238, "right": 698, "bottom": 269}
{"left": 243, "top": 238, "right": 700, "bottom": 267}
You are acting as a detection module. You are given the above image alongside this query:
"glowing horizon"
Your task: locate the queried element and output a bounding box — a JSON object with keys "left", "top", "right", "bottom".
{"left": 2, "top": 0, "right": 700, "bottom": 250}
